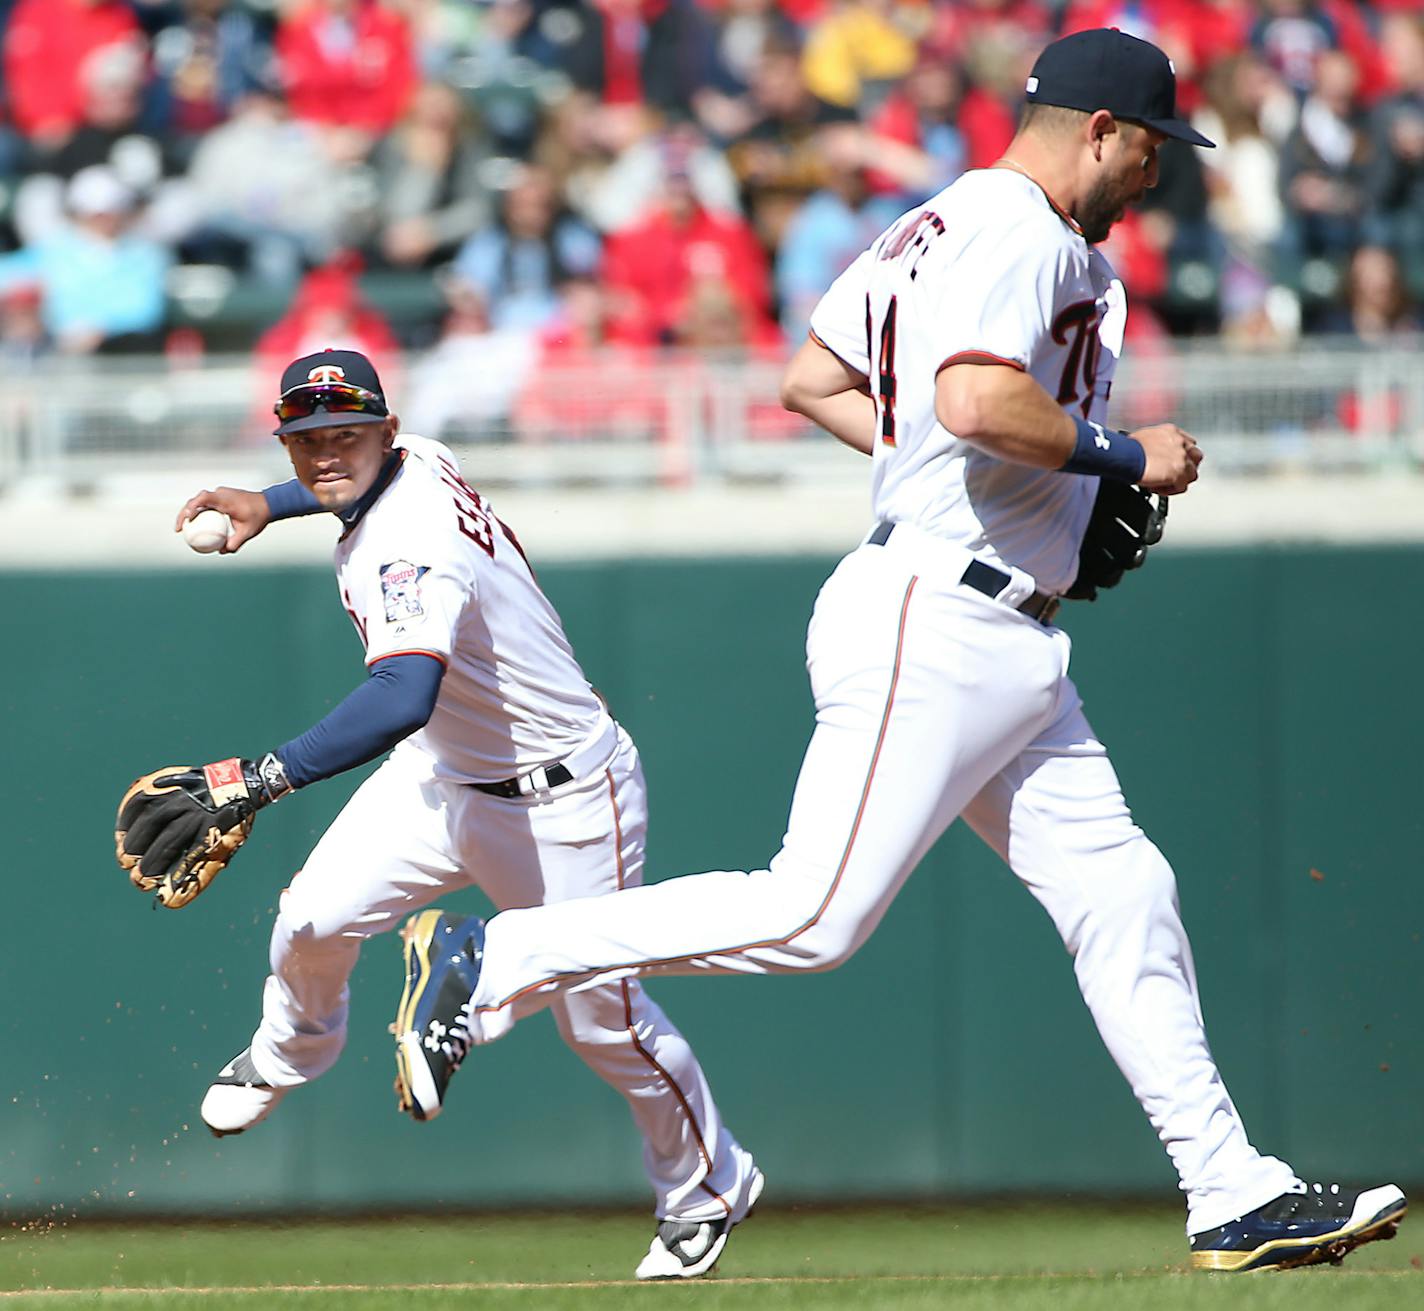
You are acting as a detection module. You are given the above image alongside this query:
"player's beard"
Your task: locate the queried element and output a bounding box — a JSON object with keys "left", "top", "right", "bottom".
{"left": 1076, "top": 176, "right": 1128, "bottom": 246}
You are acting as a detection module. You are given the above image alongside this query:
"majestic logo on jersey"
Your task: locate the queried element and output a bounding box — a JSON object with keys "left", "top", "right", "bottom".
{"left": 380, "top": 560, "right": 430, "bottom": 622}
{"left": 308, "top": 364, "right": 347, "bottom": 384}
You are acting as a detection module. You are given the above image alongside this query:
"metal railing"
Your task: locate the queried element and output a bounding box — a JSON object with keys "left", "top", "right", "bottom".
{"left": 2, "top": 338, "right": 1421, "bottom": 496}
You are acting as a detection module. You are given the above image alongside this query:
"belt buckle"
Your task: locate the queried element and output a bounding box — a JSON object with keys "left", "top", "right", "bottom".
{"left": 517, "top": 765, "right": 554, "bottom": 796}
{"left": 515, "top": 762, "right": 574, "bottom": 797}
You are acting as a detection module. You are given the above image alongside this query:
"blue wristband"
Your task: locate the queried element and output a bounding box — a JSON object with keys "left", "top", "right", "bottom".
{"left": 263, "top": 479, "right": 322, "bottom": 520}
{"left": 1061, "top": 417, "right": 1146, "bottom": 482}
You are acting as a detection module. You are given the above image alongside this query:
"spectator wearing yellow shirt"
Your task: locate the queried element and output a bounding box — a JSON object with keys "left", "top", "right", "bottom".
{"left": 800, "top": 0, "right": 924, "bottom": 111}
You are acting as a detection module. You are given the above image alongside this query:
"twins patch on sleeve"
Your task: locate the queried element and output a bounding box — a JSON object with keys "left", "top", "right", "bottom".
{"left": 380, "top": 560, "right": 431, "bottom": 623}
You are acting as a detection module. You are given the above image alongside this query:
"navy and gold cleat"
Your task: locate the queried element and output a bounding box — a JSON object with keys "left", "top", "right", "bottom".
{"left": 392, "top": 909, "right": 486, "bottom": 1122}
{"left": 1190, "top": 1182, "right": 1407, "bottom": 1272}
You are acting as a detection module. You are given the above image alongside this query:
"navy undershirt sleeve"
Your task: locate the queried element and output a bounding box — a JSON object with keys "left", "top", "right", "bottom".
{"left": 274, "top": 653, "right": 445, "bottom": 789}
{"left": 263, "top": 479, "right": 323, "bottom": 520}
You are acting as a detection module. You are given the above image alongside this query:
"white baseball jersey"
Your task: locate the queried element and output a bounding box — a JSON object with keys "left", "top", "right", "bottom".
{"left": 810, "top": 168, "right": 1126, "bottom": 597}
{"left": 334, "top": 434, "right": 603, "bottom": 783}
{"left": 240, "top": 435, "right": 760, "bottom": 1234}
{"left": 456, "top": 160, "right": 1307, "bottom": 1242}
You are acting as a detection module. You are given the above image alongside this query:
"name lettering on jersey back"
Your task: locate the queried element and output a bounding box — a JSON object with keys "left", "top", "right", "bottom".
{"left": 1052, "top": 299, "right": 1102, "bottom": 417}
{"left": 436, "top": 455, "right": 496, "bottom": 558}
{"left": 865, "top": 210, "right": 947, "bottom": 445}
{"left": 878, "top": 210, "right": 945, "bottom": 281}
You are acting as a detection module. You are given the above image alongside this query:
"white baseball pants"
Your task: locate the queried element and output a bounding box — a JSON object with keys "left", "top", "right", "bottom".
{"left": 245, "top": 724, "right": 759, "bottom": 1224}
{"left": 466, "top": 527, "right": 1300, "bottom": 1234}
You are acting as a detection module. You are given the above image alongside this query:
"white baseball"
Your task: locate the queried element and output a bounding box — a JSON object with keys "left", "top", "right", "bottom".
{"left": 183, "top": 508, "right": 230, "bottom": 554}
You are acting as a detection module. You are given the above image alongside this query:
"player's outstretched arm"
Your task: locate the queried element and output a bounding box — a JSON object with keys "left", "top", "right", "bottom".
{"left": 780, "top": 333, "right": 876, "bottom": 456}
{"left": 273, "top": 653, "right": 446, "bottom": 789}
{"left": 115, "top": 654, "right": 445, "bottom": 909}
{"left": 175, "top": 478, "right": 327, "bottom": 554}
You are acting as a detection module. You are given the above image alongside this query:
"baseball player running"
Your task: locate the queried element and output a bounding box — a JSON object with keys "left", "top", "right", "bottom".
{"left": 389, "top": 31, "right": 1405, "bottom": 1273}
{"left": 117, "top": 348, "right": 763, "bottom": 1280}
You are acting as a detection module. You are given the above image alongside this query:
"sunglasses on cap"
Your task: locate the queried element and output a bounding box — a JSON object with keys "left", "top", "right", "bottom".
{"left": 273, "top": 382, "right": 389, "bottom": 424}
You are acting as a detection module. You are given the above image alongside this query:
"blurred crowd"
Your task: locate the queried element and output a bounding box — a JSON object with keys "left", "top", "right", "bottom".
{"left": 3, "top": 0, "right": 1424, "bottom": 403}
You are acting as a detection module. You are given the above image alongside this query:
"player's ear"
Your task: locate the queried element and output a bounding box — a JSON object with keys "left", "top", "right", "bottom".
{"left": 1087, "top": 109, "right": 1117, "bottom": 159}
{"left": 382, "top": 415, "right": 399, "bottom": 449}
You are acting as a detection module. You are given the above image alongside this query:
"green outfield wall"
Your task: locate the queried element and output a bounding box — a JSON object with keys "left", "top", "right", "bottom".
{"left": 3, "top": 546, "right": 1420, "bottom": 1218}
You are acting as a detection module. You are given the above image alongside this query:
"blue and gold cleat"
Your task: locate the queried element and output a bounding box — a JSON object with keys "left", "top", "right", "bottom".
{"left": 393, "top": 908, "right": 485, "bottom": 1121}
{"left": 1190, "top": 1182, "right": 1407, "bottom": 1272}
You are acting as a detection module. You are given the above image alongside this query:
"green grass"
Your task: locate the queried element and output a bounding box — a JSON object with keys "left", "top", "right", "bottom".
{"left": 0, "top": 1203, "right": 1417, "bottom": 1309}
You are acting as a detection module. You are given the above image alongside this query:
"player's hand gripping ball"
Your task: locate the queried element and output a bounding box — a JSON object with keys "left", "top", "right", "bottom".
{"left": 183, "top": 509, "right": 230, "bottom": 554}
{"left": 115, "top": 761, "right": 267, "bottom": 908}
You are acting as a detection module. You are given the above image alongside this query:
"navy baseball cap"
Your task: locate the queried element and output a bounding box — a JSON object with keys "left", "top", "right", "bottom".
{"left": 274, "top": 348, "right": 390, "bottom": 435}
{"left": 1025, "top": 28, "right": 1215, "bottom": 148}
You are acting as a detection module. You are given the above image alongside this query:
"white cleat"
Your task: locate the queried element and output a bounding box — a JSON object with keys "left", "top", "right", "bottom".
{"left": 634, "top": 1167, "right": 765, "bottom": 1280}
{"left": 200, "top": 1048, "right": 288, "bottom": 1138}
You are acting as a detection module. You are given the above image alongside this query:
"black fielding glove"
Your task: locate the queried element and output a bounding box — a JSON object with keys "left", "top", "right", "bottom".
{"left": 1065, "top": 482, "right": 1168, "bottom": 602}
{"left": 115, "top": 754, "right": 292, "bottom": 908}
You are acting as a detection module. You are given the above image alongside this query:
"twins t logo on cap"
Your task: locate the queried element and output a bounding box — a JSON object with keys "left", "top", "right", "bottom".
{"left": 308, "top": 364, "right": 347, "bottom": 385}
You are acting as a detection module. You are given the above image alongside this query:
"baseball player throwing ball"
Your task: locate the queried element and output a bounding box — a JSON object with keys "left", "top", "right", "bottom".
{"left": 114, "top": 349, "right": 763, "bottom": 1280}
{"left": 387, "top": 31, "right": 1405, "bottom": 1273}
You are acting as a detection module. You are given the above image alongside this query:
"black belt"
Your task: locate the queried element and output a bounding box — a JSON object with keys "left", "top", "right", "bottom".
{"left": 471, "top": 762, "right": 573, "bottom": 798}
{"left": 868, "top": 522, "right": 1060, "bottom": 626}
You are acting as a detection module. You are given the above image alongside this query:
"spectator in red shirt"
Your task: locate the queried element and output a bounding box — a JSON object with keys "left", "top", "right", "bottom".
{"left": 1, "top": 0, "right": 141, "bottom": 146}
{"left": 514, "top": 275, "right": 665, "bottom": 444}
{"left": 275, "top": 0, "right": 417, "bottom": 152}
{"left": 602, "top": 135, "right": 776, "bottom": 347}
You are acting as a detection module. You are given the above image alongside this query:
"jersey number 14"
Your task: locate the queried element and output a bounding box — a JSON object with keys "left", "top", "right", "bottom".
{"left": 870, "top": 294, "right": 1104, "bottom": 447}
{"left": 869, "top": 294, "right": 898, "bottom": 446}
